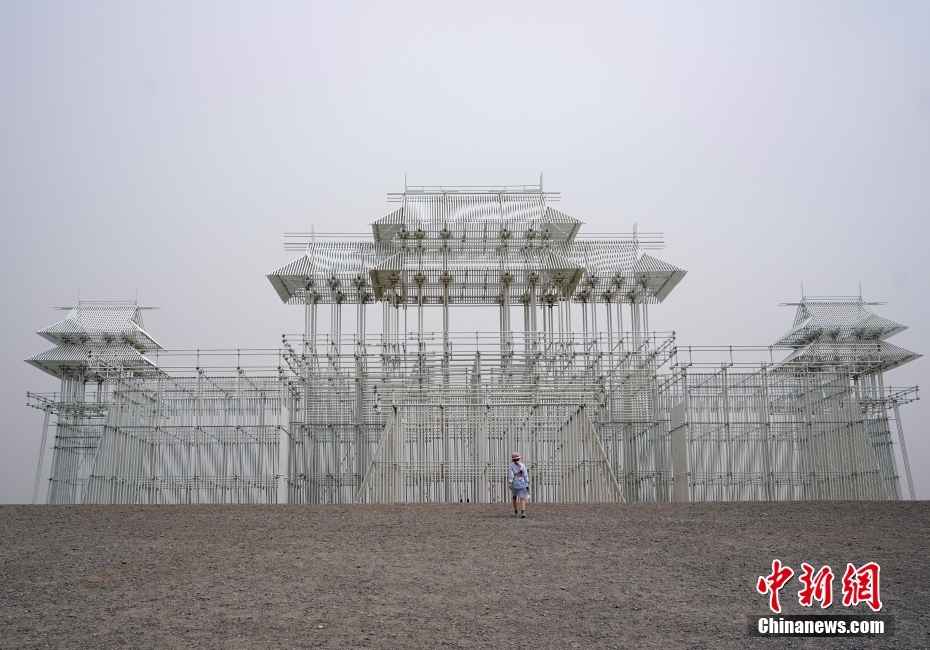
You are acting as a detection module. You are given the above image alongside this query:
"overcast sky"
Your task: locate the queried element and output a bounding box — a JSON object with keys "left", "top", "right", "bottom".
{"left": 1, "top": 1, "right": 928, "bottom": 503}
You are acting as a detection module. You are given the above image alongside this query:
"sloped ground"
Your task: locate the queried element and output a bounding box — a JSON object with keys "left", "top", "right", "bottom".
{"left": 0, "top": 502, "right": 927, "bottom": 649}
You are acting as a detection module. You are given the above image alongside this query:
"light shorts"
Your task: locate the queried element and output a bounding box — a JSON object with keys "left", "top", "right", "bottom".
{"left": 511, "top": 486, "right": 529, "bottom": 500}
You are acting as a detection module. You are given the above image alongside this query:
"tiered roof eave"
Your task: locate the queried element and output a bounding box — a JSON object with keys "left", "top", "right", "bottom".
{"left": 772, "top": 296, "right": 920, "bottom": 373}
{"left": 268, "top": 188, "right": 687, "bottom": 306}
{"left": 26, "top": 302, "right": 163, "bottom": 380}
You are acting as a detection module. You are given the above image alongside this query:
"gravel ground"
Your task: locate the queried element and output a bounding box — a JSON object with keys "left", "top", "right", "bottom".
{"left": 0, "top": 502, "right": 928, "bottom": 649}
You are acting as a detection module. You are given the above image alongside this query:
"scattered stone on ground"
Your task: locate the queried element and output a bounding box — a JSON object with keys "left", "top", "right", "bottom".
{"left": 1, "top": 502, "right": 927, "bottom": 649}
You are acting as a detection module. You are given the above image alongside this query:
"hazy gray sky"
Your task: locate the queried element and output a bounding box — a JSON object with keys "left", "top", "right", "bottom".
{"left": 2, "top": 1, "right": 928, "bottom": 502}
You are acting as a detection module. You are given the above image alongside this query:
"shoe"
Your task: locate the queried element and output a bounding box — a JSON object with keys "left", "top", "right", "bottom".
{"left": 520, "top": 512, "right": 526, "bottom": 518}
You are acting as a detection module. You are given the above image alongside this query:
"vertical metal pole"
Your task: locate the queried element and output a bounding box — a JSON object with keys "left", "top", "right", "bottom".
{"left": 760, "top": 365, "right": 775, "bottom": 501}
{"left": 393, "top": 406, "right": 404, "bottom": 502}
{"left": 442, "top": 280, "right": 450, "bottom": 386}
{"left": 891, "top": 401, "right": 916, "bottom": 500}
{"left": 530, "top": 280, "right": 538, "bottom": 353}
{"left": 311, "top": 298, "right": 318, "bottom": 361}
{"left": 356, "top": 297, "right": 366, "bottom": 501}
{"left": 32, "top": 410, "right": 51, "bottom": 504}
{"left": 277, "top": 400, "right": 291, "bottom": 504}
{"left": 417, "top": 281, "right": 424, "bottom": 337}
{"left": 606, "top": 297, "right": 614, "bottom": 368}
{"left": 304, "top": 293, "right": 311, "bottom": 356}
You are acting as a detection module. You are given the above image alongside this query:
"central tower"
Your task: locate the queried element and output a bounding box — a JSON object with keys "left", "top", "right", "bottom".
{"left": 264, "top": 182, "right": 687, "bottom": 503}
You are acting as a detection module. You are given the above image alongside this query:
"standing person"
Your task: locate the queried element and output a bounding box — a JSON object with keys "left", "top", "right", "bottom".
{"left": 509, "top": 452, "right": 530, "bottom": 518}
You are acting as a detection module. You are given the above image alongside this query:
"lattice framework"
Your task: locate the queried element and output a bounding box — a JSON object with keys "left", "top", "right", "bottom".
{"left": 26, "top": 184, "right": 920, "bottom": 504}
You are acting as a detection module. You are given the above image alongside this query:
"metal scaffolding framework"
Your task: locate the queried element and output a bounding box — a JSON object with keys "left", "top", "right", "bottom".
{"left": 26, "top": 183, "right": 921, "bottom": 504}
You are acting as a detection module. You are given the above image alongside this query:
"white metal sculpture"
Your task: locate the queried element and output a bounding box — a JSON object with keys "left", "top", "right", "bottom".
{"left": 26, "top": 183, "right": 920, "bottom": 504}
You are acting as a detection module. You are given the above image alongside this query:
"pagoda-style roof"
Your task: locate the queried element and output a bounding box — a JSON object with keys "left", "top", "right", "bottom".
{"left": 372, "top": 187, "right": 581, "bottom": 245}
{"left": 266, "top": 241, "right": 383, "bottom": 305}
{"left": 775, "top": 297, "right": 908, "bottom": 346}
{"left": 773, "top": 296, "right": 919, "bottom": 373}
{"left": 567, "top": 242, "right": 686, "bottom": 303}
{"left": 268, "top": 186, "right": 687, "bottom": 306}
{"left": 368, "top": 245, "right": 584, "bottom": 304}
{"left": 26, "top": 344, "right": 159, "bottom": 380}
{"left": 36, "top": 302, "right": 160, "bottom": 351}
{"left": 26, "top": 302, "right": 162, "bottom": 380}
{"left": 779, "top": 340, "right": 919, "bottom": 373}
